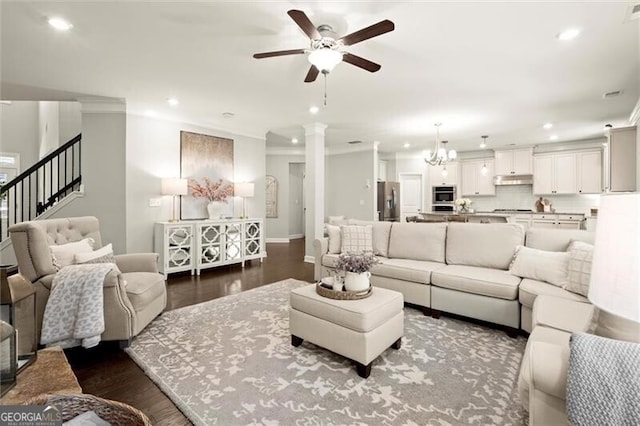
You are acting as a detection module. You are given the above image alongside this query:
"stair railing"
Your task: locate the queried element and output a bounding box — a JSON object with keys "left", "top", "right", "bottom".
{"left": 0, "top": 133, "right": 82, "bottom": 242}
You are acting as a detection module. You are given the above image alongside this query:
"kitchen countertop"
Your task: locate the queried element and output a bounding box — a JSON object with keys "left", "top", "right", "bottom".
{"left": 476, "top": 211, "right": 587, "bottom": 216}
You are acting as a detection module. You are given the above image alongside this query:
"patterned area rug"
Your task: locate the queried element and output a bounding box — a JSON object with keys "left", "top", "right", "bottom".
{"left": 126, "top": 279, "right": 527, "bottom": 425}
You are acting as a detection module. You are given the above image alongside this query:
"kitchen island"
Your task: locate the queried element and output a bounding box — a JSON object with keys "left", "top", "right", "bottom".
{"left": 419, "top": 210, "right": 586, "bottom": 229}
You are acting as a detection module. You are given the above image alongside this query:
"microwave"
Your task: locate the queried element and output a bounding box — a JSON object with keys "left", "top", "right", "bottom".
{"left": 432, "top": 185, "right": 456, "bottom": 204}
{"left": 432, "top": 204, "right": 455, "bottom": 212}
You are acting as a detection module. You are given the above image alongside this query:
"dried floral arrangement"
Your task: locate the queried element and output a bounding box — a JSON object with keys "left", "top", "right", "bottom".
{"left": 188, "top": 177, "right": 234, "bottom": 203}
{"left": 336, "top": 252, "right": 380, "bottom": 274}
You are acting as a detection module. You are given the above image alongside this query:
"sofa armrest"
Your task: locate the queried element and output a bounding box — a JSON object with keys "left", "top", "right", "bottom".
{"left": 313, "top": 238, "right": 329, "bottom": 282}
{"left": 530, "top": 341, "right": 569, "bottom": 400}
{"left": 532, "top": 295, "right": 595, "bottom": 333}
{"left": 114, "top": 253, "right": 159, "bottom": 274}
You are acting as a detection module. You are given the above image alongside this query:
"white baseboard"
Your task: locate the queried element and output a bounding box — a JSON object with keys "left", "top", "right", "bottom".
{"left": 266, "top": 238, "right": 290, "bottom": 243}
{"left": 288, "top": 234, "right": 304, "bottom": 239}
{"left": 304, "top": 255, "right": 315, "bottom": 264}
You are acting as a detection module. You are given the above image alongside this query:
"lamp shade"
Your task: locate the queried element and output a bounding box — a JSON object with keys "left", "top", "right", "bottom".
{"left": 161, "top": 178, "right": 188, "bottom": 196}
{"left": 235, "top": 182, "right": 255, "bottom": 198}
{"left": 588, "top": 193, "right": 640, "bottom": 323}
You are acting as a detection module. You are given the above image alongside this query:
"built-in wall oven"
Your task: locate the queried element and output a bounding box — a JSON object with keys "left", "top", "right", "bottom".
{"left": 432, "top": 185, "right": 456, "bottom": 212}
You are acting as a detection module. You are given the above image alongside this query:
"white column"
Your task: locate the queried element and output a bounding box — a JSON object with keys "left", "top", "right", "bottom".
{"left": 303, "top": 122, "right": 327, "bottom": 262}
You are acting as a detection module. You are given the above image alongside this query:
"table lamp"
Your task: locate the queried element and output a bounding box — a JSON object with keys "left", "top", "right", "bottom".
{"left": 588, "top": 193, "right": 640, "bottom": 337}
{"left": 161, "top": 178, "right": 188, "bottom": 222}
{"left": 235, "top": 182, "right": 255, "bottom": 219}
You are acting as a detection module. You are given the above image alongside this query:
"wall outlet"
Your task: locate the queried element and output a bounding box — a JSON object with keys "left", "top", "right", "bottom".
{"left": 149, "top": 197, "right": 162, "bottom": 207}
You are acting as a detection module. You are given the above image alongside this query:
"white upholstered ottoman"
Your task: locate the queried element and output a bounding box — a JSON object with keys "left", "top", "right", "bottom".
{"left": 289, "top": 284, "right": 404, "bottom": 378}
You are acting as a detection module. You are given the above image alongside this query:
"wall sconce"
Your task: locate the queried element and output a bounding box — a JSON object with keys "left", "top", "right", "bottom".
{"left": 161, "top": 178, "right": 188, "bottom": 222}
{"left": 235, "top": 182, "right": 255, "bottom": 219}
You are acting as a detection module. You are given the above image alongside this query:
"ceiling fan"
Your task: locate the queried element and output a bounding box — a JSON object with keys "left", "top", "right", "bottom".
{"left": 253, "top": 9, "right": 395, "bottom": 83}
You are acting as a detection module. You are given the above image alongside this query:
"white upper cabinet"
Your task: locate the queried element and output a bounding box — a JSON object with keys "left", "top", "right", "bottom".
{"left": 576, "top": 151, "right": 602, "bottom": 194}
{"left": 461, "top": 159, "right": 495, "bottom": 196}
{"left": 533, "top": 153, "right": 577, "bottom": 194}
{"left": 494, "top": 148, "right": 533, "bottom": 175}
{"left": 430, "top": 162, "right": 459, "bottom": 186}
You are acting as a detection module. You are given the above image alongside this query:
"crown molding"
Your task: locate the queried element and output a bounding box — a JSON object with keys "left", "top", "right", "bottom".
{"left": 79, "top": 97, "right": 126, "bottom": 114}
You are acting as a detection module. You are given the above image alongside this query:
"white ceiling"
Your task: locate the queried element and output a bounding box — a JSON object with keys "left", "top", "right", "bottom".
{"left": 1, "top": 1, "right": 639, "bottom": 154}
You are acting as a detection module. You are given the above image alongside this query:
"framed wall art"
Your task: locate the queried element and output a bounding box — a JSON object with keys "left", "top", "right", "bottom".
{"left": 180, "top": 131, "right": 234, "bottom": 220}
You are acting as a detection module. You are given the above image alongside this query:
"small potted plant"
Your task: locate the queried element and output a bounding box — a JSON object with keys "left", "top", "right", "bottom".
{"left": 455, "top": 198, "right": 473, "bottom": 214}
{"left": 335, "top": 252, "right": 380, "bottom": 292}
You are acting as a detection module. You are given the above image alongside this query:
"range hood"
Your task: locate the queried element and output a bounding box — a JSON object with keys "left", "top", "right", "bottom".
{"left": 493, "top": 174, "right": 534, "bottom": 186}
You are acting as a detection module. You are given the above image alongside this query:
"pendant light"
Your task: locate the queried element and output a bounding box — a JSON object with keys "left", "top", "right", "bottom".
{"left": 480, "top": 136, "right": 489, "bottom": 176}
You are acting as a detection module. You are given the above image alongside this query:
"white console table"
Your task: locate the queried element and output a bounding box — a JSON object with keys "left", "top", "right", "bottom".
{"left": 154, "top": 219, "right": 266, "bottom": 278}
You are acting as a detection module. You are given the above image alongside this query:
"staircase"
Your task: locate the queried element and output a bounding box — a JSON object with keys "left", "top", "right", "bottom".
{"left": 0, "top": 134, "right": 82, "bottom": 242}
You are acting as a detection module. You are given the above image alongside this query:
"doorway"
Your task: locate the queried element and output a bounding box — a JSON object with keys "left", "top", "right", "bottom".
{"left": 399, "top": 173, "right": 423, "bottom": 222}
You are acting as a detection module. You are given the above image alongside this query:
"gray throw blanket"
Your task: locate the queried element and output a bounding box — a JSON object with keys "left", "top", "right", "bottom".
{"left": 41, "top": 263, "right": 117, "bottom": 349}
{"left": 567, "top": 332, "right": 640, "bottom": 425}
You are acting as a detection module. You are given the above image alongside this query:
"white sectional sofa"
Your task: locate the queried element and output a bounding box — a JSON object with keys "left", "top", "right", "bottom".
{"left": 314, "top": 221, "right": 595, "bottom": 333}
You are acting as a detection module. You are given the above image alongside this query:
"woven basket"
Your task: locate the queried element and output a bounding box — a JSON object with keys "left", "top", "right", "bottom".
{"left": 25, "top": 393, "right": 152, "bottom": 426}
{"left": 316, "top": 283, "right": 372, "bottom": 300}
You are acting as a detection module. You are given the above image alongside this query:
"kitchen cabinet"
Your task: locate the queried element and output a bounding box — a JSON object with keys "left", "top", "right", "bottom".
{"left": 529, "top": 213, "right": 584, "bottom": 230}
{"left": 377, "top": 160, "right": 388, "bottom": 182}
{"left": 430, "top": 162, "right": 459, "bottom": 187}
{"left": 155, "top": 219, "right": 265, "bottom": 278}
{"left": 494, "top": 148, "right": 533, "bottom": 175}
{"left": 576, "top": 150, "right": 602, "bottom": 194}
{"left": 533, "top": 153, "right": 577, "bottom": 194}
{"left": 605, "top": 126, "right": 637, "bottom": 192}
{"left": 461, "top": 159, "right": 495, "bottom": 196}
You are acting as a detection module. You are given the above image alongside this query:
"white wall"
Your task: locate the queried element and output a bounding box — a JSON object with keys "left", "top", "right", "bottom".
{"left": 58, "top": 102, "right": 82, "bottom": 144}
{"left": 289, "top": 162, "right": 304, "bottom": 237}
{"left": 38, "top": 101, "right": 59, "bottom": 157}
{"left": 1, "top": 101, "right": 39, "bottom": 167}
{"left": 265, "top": 153, "right": 304, "bottom": 240}
{"left": 125, "top": 114, "right": 266, "bottom": 253}
{"left": 325, "top": 149, "right": 376, "bottom": 220}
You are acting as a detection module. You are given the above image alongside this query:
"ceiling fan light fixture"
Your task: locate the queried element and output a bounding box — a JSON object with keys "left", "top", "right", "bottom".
{"left": 308, "top": 49, "right": 343, "bottom": 72}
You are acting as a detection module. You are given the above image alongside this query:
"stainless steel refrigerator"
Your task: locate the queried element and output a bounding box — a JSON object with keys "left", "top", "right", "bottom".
{"left": 377, "top": 181, "right": 400, "bottom": 221}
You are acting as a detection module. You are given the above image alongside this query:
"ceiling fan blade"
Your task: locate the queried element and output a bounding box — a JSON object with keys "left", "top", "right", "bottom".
{"left": 342, "top": 53, "right": 381, "bottom": 72}
{"left": 339, "top": 20, "right": 395, "bottom": 46}
{"left": 253, "top": 49, "right": 306, "bottom": 59}
{"left": 288, "top": 9, "right": 321, "bottom": 40}
{"left": 304, "top": 65, "right": 319, "bottom": 83}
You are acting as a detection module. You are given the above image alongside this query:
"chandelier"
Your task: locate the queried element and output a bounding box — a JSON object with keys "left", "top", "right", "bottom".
{"left": 423, "top": 123, "right": 457, "bottom": 166}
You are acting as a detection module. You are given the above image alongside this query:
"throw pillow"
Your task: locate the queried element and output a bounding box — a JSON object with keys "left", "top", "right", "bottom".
{"left": 509, "top": 245, "right": 570, "bottom": 287}
{"left": 75, "top": 243, "right": 117, "bottom": 265}
{"left": 340, "top": 225, "right": 373, "bottom": 254}
{"left": 325, "top": 225, "right": 341, "bottom": 254}
{"left": 50, "top": 238, "right": 95, "bottom": 270}
{"left": 328, "top": 215, "right": 347, "bottom": 226}
{"left": 563, "top": 240, "right": 594, "bottom": 297}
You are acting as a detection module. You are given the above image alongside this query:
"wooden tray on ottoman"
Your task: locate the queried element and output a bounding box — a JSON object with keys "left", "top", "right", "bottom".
{"left": 315, "top": 282, "right": 372, "bottom": 300}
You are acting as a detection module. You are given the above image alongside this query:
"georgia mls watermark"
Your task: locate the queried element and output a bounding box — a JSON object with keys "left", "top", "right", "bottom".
{"left": 0, "top": 405, "right": 62, "bottom": 426}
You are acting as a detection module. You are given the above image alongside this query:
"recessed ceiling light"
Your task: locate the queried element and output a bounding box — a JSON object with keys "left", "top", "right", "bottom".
{"left": 48, "top": 17, "right": 73, "bottom": 31}
{"left": 549, "top": 134, "right": 559, "bottom": 141}
{"left": 167, "top": 98, "right": 179, "bottom": 106}
{"left": 403, "top": 142, "right": 410, "bottom": 149}
{"left": 309, "top": 106, "right": 319, "bottom": 114}
{"left": 556, "top": 28, "right": 580, "bottom": 41}
{"left": 543, "top": 122, "right": 553, "bottom": 129}
{"left": 291, "top": 138, "right": 298, "bottom": 144}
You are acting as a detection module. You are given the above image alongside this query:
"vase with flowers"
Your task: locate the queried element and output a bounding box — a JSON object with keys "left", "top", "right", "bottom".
{"left": 335, "top": 252, "right": 380, "bottom": 292}
{"left": 455, "top": 198, "right": 473, "bottom": 214}
{"left": 188, "top": 177, "right": 235, "bottom": 219}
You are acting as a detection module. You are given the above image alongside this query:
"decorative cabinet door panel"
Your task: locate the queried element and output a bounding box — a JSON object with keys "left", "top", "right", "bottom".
{"left": 155, "top": 223, "right": 195, "bottom": 277}
{"left": 224, "top": 222, "right": 243, "bottom": 262}
{"left": 198, "top": 223, "right": 223, "bottom": 267}
{"left": 244, "top": 220, "right": 263, "bottom": 258}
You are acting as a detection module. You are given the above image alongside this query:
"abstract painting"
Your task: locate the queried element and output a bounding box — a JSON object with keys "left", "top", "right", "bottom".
{"left": 180, "top": 131, "right": 234, "bottom": 219}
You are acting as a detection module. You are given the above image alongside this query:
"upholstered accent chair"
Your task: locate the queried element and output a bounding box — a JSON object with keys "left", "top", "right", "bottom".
{"left": 9, "top": 216, "right": 167, "bottom": 347}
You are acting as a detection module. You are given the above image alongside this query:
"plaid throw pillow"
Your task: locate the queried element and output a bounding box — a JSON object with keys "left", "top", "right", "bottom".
{"left": 563, "top": 240, "right": 593, "bottom": 297}
{"left": 340, "top": 225, "right": 373, "bottom": 254}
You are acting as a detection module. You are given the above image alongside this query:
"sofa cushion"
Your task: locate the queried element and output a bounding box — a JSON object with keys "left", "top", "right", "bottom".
{"left": 347, "top": 220, "right": 393, "bottom": 257}
{"left": 431, "top": 264, "right": 521, "bottom": 300}
{"left": 563, "top": 240, "right": 594, "bottom": 297}
{"left": 388, "top": 222, "right": 447, "bottom": 263}
{"left": 445, "top": 223, "right": 524, "bottom": 270}
{"left": 525, "top": 228, "right": 594, "bottom": 252}
{"left": 50, "top": 238, "right": 95, "bottom": 269}
{"left": 340, "top": 225, "right": 373, "bottom": 254}
{"left": 124, "top": 272, "right": 166, "bottom": 312}
{"left": 371, "top": 258, "right": 445, "bottom": 285}
{"left": 519, "top": 278, "right": 588, "bottom": 309}
{"left": 325, "top": 225, "right": 341, "bottom": 254}
{"left": 509, "top": 246, "right": 570, "bottom": 287}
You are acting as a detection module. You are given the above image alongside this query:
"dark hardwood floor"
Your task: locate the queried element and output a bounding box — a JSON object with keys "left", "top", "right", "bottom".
{"left": 65, "top": 238, "right": 314, "bottom": 425}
